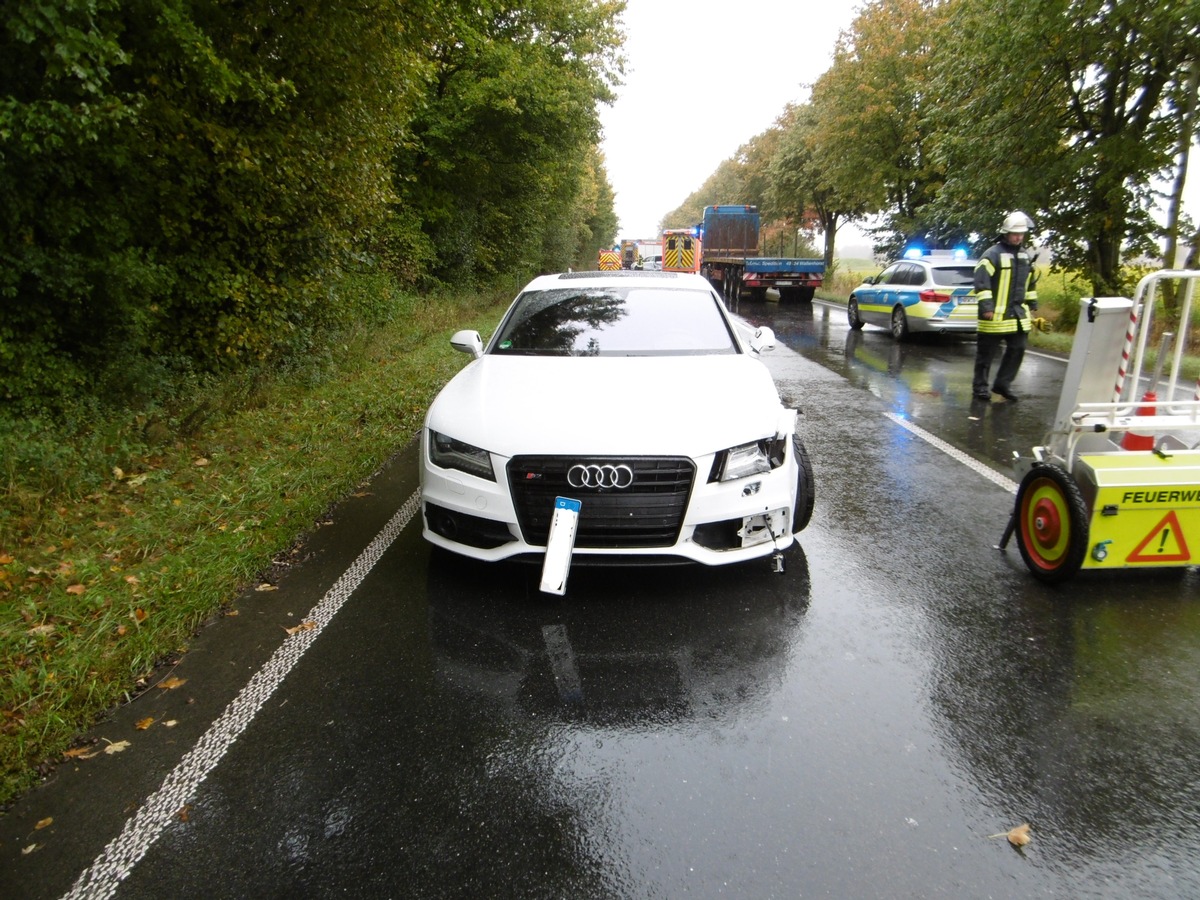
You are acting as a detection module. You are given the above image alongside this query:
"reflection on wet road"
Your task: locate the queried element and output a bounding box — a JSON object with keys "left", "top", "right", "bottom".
{"left": 735, "top": 298, "right": 1064, "bottom": 471}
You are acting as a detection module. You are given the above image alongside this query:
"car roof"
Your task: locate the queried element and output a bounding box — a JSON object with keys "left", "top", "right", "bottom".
{"left": 520, "top": 270, "right": 713, "bottom": 291}
{"left": 922, "top": 257, "right": 978, "bottom": 267}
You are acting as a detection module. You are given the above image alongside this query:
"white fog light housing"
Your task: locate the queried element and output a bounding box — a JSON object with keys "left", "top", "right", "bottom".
{"left": 429, "top": 430, "right": 496, "bottom": 481}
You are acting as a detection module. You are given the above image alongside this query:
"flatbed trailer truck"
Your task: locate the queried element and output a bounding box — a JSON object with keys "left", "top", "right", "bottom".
{"left": 699, "top": 205, "right": 825, "bottom": 302}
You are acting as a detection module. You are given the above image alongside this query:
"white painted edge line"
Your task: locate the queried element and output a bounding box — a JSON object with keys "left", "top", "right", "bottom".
{"left": 883, "top": 412, "right": 1019, "bottom": 495}
{"left": 64, "top": 490, "right": 423, "bottom": 900}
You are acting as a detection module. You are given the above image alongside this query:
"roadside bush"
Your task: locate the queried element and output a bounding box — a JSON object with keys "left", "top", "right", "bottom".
{"left": 1034, "top": 268, "right": 1092, "bottom": 332}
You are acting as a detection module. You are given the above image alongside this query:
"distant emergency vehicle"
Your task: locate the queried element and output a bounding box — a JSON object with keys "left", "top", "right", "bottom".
{"left": 662, "top": 229, "right": 700, "bottom": 273}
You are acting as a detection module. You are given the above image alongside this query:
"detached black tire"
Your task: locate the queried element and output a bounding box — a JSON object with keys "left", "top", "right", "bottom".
{"left": 1014, "top": 463, "right": 1089, "bottom": 583}
{"left": 792, "top": 435, "right": 815, "bottom": 533}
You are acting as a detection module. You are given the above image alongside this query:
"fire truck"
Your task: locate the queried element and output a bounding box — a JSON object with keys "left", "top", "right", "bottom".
{"left": 619, "top": 239, "right": 638, "bottom": 269}
{"left": 597, "top": 247, "right": 621, "bottom": 271}
{"left": 662, "top": 228, "right": 701, "bottom": 274}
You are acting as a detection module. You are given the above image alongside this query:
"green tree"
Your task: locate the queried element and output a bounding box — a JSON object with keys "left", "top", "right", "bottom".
{"left": 808, "top": 0, "right": 956, "bottom": 258}
{"left": 930, "top": 0, "right": 1200, "bottom": 295}
{"left": 390, "top": 0, "right": 625, "bottom": 288}
{"left": 768, "top": 103, "right": 875, "bottom": 269}
{"left": 573, "top": 147, "right": 620, "bottom": 266}
{"left": 661, "top": 128, "right": 781, "bottom": 230}
{"left": 1, "top": 0, "right": 430, "bottom": 408}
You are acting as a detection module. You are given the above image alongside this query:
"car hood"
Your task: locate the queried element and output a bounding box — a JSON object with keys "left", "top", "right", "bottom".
{"left": 427, "top": 355, "right": 789, "bottom": 457}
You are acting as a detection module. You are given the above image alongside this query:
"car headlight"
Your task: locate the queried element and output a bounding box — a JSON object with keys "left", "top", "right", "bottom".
{"left": 429, "top": 430, "right": 495, "bottom": 481}
{"left": 709, "top": 438, "right": 786, "bottom": 483}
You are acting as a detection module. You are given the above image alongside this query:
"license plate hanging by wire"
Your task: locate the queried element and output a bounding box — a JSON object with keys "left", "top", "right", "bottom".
{"left": 540, "top": 497, "right": 581, "bottom": 595}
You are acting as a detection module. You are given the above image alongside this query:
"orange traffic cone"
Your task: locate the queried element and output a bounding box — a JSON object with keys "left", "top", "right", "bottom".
{"left": 1121, "top": 390, "right": 1157, "bottom": 450}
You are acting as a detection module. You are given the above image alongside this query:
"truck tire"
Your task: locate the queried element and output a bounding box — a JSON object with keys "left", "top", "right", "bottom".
{"left": 727, "top": 270, "right": 741, "bottom": 302}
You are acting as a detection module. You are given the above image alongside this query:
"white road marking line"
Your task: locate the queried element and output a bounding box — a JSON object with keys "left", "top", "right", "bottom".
{"left": 63, "top": 491, "right": 422, "bottom": 900}
{"left": 883, "top": 412, "right": 1019, "bottom": 494}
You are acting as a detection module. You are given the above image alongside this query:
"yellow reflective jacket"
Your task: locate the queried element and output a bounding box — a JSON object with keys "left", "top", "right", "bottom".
{"left": 973, "top": 240, "right": 1038, "bottom": 334}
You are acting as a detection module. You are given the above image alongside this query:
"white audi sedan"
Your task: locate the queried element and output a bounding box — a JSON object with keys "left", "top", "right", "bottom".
{"left": 420, "top": 270, "right": 814, "bottom": 575}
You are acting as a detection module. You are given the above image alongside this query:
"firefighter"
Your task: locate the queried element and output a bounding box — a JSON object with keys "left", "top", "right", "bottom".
{"left": 972, "top": 211, "right": 1039, "bottom": 402}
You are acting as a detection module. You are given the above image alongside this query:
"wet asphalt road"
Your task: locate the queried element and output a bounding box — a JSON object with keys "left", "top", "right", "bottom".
{"left": 3, "top": 298, "right": 1199, "bottom": 899}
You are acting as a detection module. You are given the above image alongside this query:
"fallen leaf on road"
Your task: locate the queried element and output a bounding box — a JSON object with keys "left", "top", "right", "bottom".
{"left": 157, "top": 676, "right": 187, "bottom": 690}
{"left": 164, "top": 720, "right": 178, "bottom": 727}
{"left": 63, "top": 747, "right": 96, "bottom": 760}
{"left": 178, "top": 804, "right": 192, "bottom": 822}
{"left": 989, "top": 823, "right": 1032, "bottom": 846}
{"left": 103, "top": 740, "right": 131, "bottom": 755}
{"left": 284, "top": 620, "right": 317, "bottom": 635}
{"left": 22, "top": 844, "right": 39, "bottom": 855}
{"left": 256, "top": 582, "right": 278, "bottom": 592}
{"left": 35, "top": 817, "right": 53, "bottom": 830}
{"left": 135, "top": 717, "right": 154, "bottom": 730}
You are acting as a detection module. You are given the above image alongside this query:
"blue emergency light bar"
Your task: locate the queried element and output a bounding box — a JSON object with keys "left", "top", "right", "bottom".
{"left": 903, "top": 246, "right": 971, "bottom": 260}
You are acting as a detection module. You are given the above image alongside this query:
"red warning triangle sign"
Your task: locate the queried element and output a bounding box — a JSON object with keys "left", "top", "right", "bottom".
{"left": 1127, "top": 510, "right": 1192, "bottom": 563}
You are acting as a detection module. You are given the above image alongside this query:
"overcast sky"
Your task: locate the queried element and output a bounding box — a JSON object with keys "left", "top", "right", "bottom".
{"left": 598, "top": 0, "right": 860, "bottom": 241}
{"left": 598, "top": 0, "right": 1198, "bottom": 256}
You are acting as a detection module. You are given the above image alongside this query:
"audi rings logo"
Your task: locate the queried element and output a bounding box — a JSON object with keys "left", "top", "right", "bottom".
{"left": 567, "top": 463, "right": 634, "bottom": 490}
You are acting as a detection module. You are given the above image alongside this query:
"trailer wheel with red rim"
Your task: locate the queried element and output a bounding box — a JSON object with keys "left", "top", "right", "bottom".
{"left": 1014, "top": 464, "right": 1089, "bottom": 583}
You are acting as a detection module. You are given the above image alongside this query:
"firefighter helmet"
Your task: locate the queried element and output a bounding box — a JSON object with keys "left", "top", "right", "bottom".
{"left": 1002, "top": 211, "right": 1032, "bottom": 233}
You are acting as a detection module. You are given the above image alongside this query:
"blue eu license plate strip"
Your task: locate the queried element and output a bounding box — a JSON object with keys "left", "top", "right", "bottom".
{"left": 540, "top": 496, "right": 582, "bottom": 595}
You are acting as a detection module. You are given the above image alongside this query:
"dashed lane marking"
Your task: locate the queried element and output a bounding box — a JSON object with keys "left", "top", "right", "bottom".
{"left": 884, "top": 412, "right": 1019, "bottom": 494}
{"left": 64, "top": 491, "right": 422, "bottom": 900}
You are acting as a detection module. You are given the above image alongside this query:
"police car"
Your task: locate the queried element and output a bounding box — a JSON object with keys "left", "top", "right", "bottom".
{"left": 847, "top": 249, "right": 979, "bottom": 340}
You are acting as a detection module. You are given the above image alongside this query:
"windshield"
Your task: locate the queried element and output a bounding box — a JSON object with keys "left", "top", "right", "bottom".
{"left": 489, "top": 286, "right": 739, "bottom": 356}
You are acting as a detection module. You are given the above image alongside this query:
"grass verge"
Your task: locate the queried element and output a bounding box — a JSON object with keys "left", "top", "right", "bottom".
{"left": 0, "top": 282, "right": 512, "bottom": 807}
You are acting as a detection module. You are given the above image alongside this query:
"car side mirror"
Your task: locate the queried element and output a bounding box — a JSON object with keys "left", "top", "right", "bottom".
{"left": 748, "top": 326, "right": 776, "bottom": 354}
{"left": 864, "top": 275, "right": 876, "bottom": 285}
{"left": 450, "top": 329, "right": 484, "bottom": 359}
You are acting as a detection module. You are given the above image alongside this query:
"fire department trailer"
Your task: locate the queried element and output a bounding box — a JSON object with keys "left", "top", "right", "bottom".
{"left": 1000, "top": 270, "right": 1200, "bottom": 582}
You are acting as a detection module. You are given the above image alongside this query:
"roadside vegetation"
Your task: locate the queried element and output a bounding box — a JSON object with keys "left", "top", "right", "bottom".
{"left": 0, "top": 279, "right": 512, "bottom": 806}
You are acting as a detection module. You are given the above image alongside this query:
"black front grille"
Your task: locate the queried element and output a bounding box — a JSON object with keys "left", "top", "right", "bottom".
{"left": 508, "top": 456, "right": 695, "bottom": 548}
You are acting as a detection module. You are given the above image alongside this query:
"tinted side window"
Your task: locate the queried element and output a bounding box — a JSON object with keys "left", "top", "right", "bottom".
{"left": 899, "top": 263, "right": 925, "bottom": 285}
{"left": 877, "top": 264, "right": 901, "bottom": 284}
{"left": 931, "top": 265, "right": 977, "bottom": 287}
